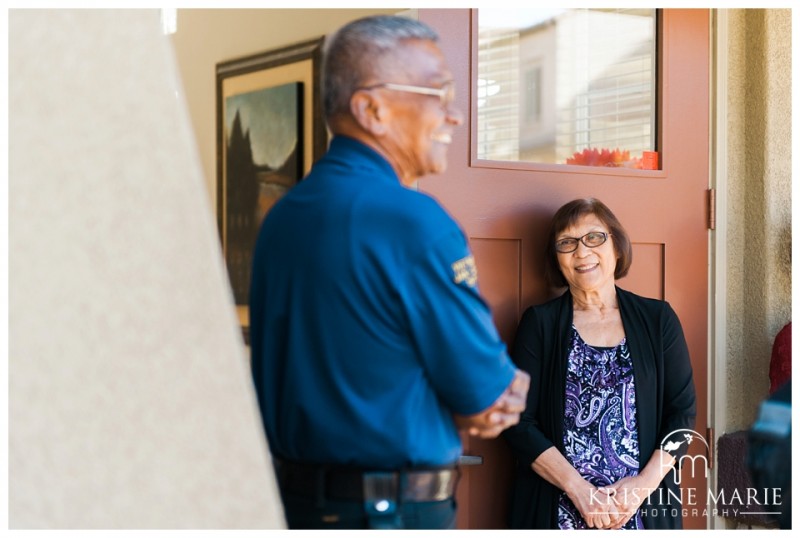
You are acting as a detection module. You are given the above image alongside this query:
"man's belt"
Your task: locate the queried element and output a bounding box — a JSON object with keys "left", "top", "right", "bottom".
{"left": 274, "top": 459, "right": 459, "bottom": 503}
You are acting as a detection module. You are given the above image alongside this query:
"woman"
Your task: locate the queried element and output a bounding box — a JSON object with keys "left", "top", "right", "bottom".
{"left": 504, "top": 198, "right": 696, "bottom": 529}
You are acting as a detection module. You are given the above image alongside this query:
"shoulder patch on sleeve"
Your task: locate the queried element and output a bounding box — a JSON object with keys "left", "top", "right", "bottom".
{"left": 452, "top": 254, "right": 478, "bottom": 288}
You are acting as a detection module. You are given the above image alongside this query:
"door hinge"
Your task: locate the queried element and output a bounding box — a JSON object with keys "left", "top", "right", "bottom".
{"left": 707, "top": 188, "right": 716, "bottom": 230}
{"left": 706, "top": 427, "right": 715, "bottom": 469}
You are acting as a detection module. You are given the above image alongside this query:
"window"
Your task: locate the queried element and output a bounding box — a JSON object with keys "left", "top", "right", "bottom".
{"left": 477, "top": 8, "right": 658, "bottom": 169}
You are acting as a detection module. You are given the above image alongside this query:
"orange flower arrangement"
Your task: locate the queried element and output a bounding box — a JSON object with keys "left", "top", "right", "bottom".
{"left": 566, "top": 147, "right": 642, "bottom": 168}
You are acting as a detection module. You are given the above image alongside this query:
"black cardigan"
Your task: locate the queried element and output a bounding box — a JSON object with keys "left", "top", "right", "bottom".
{"left": 503, "top": 287, "right": 696, "bottom": 529}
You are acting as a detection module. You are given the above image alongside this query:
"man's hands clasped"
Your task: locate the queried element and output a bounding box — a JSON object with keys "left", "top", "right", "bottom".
{"left": 454, "top": 368, "right": 530, "bottom": 439}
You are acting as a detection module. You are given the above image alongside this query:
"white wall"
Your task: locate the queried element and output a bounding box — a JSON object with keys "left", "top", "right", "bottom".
{"left": 9, "top": 9, "right": 284, "bottom": 528}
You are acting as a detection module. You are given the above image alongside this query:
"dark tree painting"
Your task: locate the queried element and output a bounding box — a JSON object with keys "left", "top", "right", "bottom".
{"left": 224, "top": 82, "right": 303, "bottom": 304}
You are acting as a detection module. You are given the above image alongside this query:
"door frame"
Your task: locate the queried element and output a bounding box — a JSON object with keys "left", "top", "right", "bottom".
{"left": 709, "top": 8, "right": 728, "bottom": 530}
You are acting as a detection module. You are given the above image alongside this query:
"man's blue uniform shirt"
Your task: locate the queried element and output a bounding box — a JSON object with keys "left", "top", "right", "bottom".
{"left": 249, "top": 136, "right": 516, "bottom": 469}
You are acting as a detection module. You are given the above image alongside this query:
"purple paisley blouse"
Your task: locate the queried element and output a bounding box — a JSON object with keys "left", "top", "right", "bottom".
{"left": 557, "top": 326, "right": 644, "bottom": 530}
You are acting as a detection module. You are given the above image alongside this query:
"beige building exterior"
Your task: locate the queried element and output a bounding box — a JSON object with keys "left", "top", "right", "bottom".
{"left": 720, "top": 10, "right": 792, "bottom": 431}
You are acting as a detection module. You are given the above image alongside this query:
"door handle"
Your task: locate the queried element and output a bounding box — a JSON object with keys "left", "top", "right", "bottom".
{"left": 458, "top": 455, "right": 483, "bottom": 466}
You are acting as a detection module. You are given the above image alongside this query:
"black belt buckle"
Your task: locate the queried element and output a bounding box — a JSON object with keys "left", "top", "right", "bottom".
{"left": 362, "top": 472, "right": 398, "bottom": 516}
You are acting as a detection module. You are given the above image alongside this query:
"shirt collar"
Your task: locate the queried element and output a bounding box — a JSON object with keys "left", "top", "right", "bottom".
{"left": 327, "top": 135, "right": 400, "bottom": 184}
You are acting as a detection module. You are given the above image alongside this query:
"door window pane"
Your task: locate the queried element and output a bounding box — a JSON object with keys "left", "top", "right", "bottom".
{"left": 477, "top": 9, "right": 657, "bottom": 169}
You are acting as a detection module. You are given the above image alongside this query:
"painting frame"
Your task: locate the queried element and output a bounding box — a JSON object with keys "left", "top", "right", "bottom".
{"left": 216, "top": 37, "right": 326, "bottom": 339}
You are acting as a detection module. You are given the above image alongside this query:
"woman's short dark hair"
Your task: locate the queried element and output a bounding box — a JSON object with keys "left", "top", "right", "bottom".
{"left": 543, "top": 198, "right": 633, "bottom": 288}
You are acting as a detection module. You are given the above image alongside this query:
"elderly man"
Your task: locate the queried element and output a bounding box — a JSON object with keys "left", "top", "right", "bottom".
{"left": 249, "top": 15, "right": 529, "bottom": 529}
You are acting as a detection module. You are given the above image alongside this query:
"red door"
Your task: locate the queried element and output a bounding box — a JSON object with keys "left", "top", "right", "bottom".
{"left": 419, "top": 9, "right": 709, "bottom": 530}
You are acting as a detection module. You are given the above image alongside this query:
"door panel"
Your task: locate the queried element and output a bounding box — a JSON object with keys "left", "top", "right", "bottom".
{"left": 471, "top": 238, "right": 521, "bottom": 344}
{"left": 624, "top": 242, "right": 666, "bottom": 300}
{"left": 420, "top": 8, "right": 709, "bottom": 530}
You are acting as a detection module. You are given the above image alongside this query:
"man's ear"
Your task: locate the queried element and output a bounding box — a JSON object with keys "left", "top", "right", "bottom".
{"left": 350, "top": 91, "right": 388, "bottom": 136}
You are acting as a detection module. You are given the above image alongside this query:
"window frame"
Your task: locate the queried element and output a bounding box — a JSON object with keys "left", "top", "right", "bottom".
{"left": 469, "top": 9, "right": 665, "bottom": 178}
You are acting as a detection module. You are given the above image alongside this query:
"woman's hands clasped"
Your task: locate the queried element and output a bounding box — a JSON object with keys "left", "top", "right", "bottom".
{"left": 565, "top": 479, "right": 627, "bottom": 529}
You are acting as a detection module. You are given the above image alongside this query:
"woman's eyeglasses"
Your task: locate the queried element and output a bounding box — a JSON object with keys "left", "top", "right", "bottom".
{"left": 555, "top": 231, "right": 610, "bottom": 253}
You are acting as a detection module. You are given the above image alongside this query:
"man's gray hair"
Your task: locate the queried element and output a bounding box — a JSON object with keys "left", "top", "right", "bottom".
{"left": 322, "top": 15, "right": 439, "bottom": 121}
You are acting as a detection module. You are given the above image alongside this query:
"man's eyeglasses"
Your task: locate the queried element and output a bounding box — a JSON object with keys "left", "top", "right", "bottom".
{"left": 555, "top": 231, "right": 611, "bottom": 253}
{"left": 358, "top": 81, "right": 455, "bottom": 109}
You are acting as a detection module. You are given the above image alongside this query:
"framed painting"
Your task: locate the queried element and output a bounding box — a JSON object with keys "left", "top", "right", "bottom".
{"left": 216, "top": 37, "right": 326, "bottom": 340}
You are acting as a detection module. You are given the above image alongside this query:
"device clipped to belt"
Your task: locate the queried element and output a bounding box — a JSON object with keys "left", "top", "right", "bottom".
{"left": 363, "top": 471, "right": 402, "bottom": 529}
